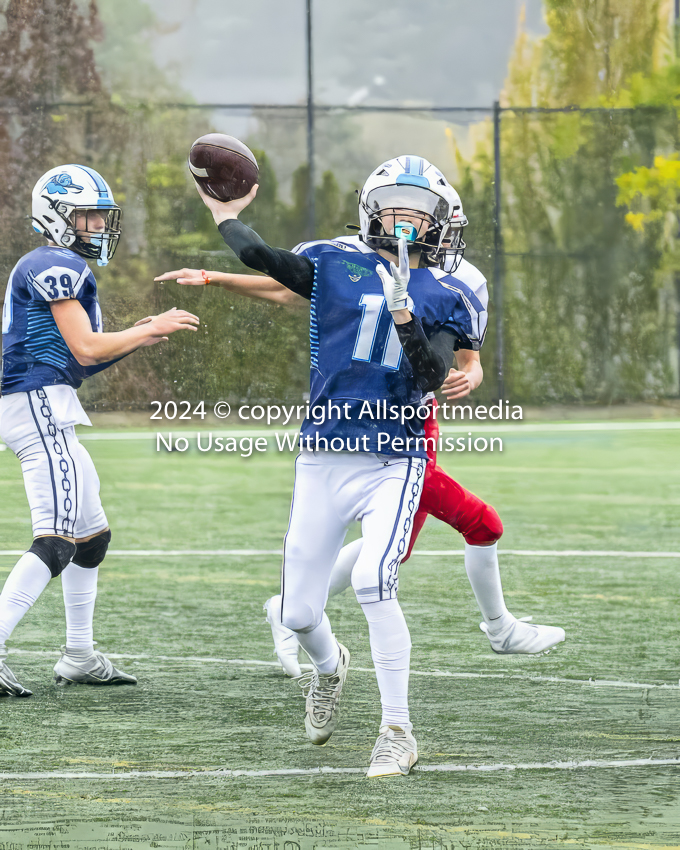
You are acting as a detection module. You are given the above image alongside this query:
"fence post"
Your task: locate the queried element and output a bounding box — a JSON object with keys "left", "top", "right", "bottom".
{"left": 306, "top": 0, "right": 315, "bottom": 241}
{"left": 493, "top": 101, "right": 505, "bottom": 402}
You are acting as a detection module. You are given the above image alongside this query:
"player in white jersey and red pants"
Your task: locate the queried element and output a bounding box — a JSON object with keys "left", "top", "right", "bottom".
{"left": 0, "top": 164, "right": 199, "bottom": 696}
{"left": 188, "top": 154, "right": 562, "bottom": 776}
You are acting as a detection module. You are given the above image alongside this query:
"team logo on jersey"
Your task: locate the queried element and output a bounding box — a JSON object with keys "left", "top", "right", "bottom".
{"left": 343, "top": 260, "right": 372, "bottom": 282}
{"left": 43, "top": 173, "right": 84, "bottom": 195}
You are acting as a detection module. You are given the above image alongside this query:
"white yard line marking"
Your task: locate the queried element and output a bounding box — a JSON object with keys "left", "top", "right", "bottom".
{"left": 2, "top": 757, "right": 679, "bottom": 781}
{"left": 439, "top": 421, "right": 680, "bottom": 433}
{"left": 2, "top": 549, "right": 679, "bottom": 558}
{"left": 492, "top": 550, "right": 680, "bottom": 558}
{"left": 2, "top": 420, "right": 679, "bottom": 447}
{"left": 8, "top": 649, "right": 679, "bottom": 690}
{"left": 0, "top": 549, "right": 284, "bottom": 557}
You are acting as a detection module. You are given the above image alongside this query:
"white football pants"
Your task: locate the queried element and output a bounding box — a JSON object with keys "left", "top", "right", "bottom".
{"left": 0, "top": 389, "right": 107, "bottom": 539}
{"left": 281, "top": 449, "right": 425, "bottom": 632}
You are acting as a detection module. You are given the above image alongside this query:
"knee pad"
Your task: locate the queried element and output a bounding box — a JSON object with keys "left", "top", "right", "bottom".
{"left": 29, "top": 536, "right": 77, "bottom": 578}
{"left": 464, "top": 504, "right": 504, "bottom": 546}
{"left": 419, "top": 465, "right": 503, "bottom": 545}
{"left": 73, "top": 529, "right": 112, "bottom": 569}
{"left": 280, "top": 599, "right": 321, "bottom": 634}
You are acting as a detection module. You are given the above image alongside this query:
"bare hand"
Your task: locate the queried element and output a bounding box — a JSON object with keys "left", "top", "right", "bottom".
{"left": 195, "top": 182, "right": 259, "bottom": 224}
{"left": 135, "top": 308, "right": 200, "bottom": 346}
{"left": 441, "top": 368, "right": 474, "bottom": 400}
{"left": 154, "top": 268, "right": 208, "bottom": 286}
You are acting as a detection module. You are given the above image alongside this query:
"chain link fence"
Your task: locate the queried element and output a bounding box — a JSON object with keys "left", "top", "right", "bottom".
{"left": 1, "top": 98, "right": 678, "bottom": 409}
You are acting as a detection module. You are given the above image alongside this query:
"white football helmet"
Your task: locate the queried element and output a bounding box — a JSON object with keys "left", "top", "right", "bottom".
{"left": 31, "top": 164, "right": 121, "bottom": 266}
{"left": 358, "top": 155, "right": 467, "bottom": 269}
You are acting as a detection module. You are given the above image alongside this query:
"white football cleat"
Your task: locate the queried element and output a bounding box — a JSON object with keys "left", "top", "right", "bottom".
{"left": 481, "top": 617, "right": 565, "bottom": 655}
{"left": 367, "top": 724, "right": 418, "bottom": 778}
{"left": 0, "top": 653, "right": 32, "bottom": 697}
{"left": 53, "top": 646, "right": 137, "bottom": 685}
{"left": 264, "top": 595, "right": 302, "bottom": 678}
{"left": 297, "top": 642, "right": 350, "bottom": 746}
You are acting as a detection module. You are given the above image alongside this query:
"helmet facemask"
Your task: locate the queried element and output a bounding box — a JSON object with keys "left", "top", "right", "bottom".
{"left": 436, "top": 222, "right": 466, "bottom": 272}
{"left": 34, "top": 199, "right": 121, "bottom": 266}
{"left": 71, "top": 207, "right": 121, "bottom": 266}
{"left": 361, "top": 183, "right": 463, "bottom": 267}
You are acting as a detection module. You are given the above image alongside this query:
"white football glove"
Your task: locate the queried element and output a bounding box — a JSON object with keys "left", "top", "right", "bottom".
{"left": 376, "top": 237, "right": 414, "bottom": 313}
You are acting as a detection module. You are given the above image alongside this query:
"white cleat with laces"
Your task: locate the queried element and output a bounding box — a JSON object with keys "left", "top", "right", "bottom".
{"left": 0, "top": 649, "right": 32, "bottom": 697}
{"left": 297, "top": 642, "right": 350, "bottom": 745}
{"left": 367, "top": 724, "right": 418, "bottom": 778}
{"left": 480, "top": 617, "right": 565, "bottom": 655}
{"left": 53, "top": 646, "right": 137, "bottom": 685}
{"left": 263, "top": 595, "right": 302, "bottom": 678}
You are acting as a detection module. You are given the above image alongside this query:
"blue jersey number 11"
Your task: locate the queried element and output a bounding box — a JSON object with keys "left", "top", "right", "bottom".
{"left": 352, "top": 293, "right": 403, "bottom": 370}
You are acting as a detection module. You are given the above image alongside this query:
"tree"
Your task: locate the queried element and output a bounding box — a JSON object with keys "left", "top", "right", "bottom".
{"left": 460, "top": 0, "right": 677, "bottom": 403}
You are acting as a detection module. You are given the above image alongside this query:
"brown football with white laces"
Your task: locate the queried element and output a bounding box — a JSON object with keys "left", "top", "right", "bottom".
{"left": 188, "top": 133, "right": 259, "bottom": 202}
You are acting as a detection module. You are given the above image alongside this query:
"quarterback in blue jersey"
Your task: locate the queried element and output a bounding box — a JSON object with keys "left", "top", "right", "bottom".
{"left": 157, "top": 245, "right": 565, "bottom": 670}
{"left": 195, "top": 154, "right": 488, "bottom": 777}
{"left": 0, "top": 164, "right": 199, "bottom": 696}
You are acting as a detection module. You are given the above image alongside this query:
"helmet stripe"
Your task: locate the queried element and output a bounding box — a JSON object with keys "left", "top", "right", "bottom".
{"left": 396, "top": 156, "right": 427, "bottom": 186}
{"left": 69, "top": 165, "right": 114, "bottom": 206}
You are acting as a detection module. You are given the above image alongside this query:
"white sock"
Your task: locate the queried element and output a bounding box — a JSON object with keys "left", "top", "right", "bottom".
{"left": 295, "top": 613, "right": 340, "bottom": 674}
{"left": 464, "top": 542, "right": 511, "bottom": 631}
{"left": 61, "top": 564, "right": 98, "bottom": 650}
{"left": 361, "top": 598, "right": 411, "bottom": 728}
{"left": 0, "top": 553, "right": 52, "bottom": 645}
{"left": 328, "top": 538, "right": 363, "bottom": 598}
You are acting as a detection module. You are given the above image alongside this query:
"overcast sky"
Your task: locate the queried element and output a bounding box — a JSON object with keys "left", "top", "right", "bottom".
{"left": 141, "top": 0, "right": 547, "bottom": 108}
{"left": 101, "top": 1, "right": 548, "bottom": 199}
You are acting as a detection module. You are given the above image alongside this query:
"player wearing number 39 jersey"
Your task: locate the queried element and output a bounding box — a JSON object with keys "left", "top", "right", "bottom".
{"left": 0, "top": 164, "right": 199, "bottom": 696}
{"left": 2, "top": 246, "right": 106, "bottom": 393}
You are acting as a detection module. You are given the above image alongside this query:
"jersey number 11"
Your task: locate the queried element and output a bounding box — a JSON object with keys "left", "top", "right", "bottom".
{"left": 352, "top": 294, "right": 403, "bottom": 370}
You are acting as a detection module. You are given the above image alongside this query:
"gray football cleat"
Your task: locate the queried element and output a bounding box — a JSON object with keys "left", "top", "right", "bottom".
{"left": 264, "top": 595, "right": 302, "bottom": 678}
{"left": 0, "top": 653, "right": 32, "bottom": 697}
{"left": 367, "top": 724, "right": 418, "bottom": 778}
{"left": 53, "top": 646, "right": 137, "bottom": 686}
{"left": 297, "top": 642, "right": 350, "bottom": 745}
{"left": 481, "top": 618, "right": 566, "bottom": 654}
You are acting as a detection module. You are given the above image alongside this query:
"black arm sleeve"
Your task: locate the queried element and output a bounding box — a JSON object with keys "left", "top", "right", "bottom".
{"left": 427, "top": 327, "right": 456, "bottom": 373}
{"left": 218, "top": 219, "right": 315, "bottom": 300}
{"left": 395, "top": 316, "right": 448, "bottom": 393}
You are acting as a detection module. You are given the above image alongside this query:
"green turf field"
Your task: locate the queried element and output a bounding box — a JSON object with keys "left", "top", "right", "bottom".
{"left": 0, "top": 424, "right": 679, "bottom": 848}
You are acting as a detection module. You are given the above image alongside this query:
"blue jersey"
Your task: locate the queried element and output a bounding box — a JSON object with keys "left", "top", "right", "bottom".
{"left": 294, "top": 236, "right": 488, "bottom": 458}
{"left": 1, "top": 246, "right": 104, "bottom": 395}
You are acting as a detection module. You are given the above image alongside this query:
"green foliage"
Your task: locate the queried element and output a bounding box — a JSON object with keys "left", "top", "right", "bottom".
{"left": 507, "top": 0, "right": 670, "bottom": 107}
{"left": 2, "top": 0, "right": 678, "bottom": 408}
{"left": 459, "top": 0, "right": 679, "bottom": 403}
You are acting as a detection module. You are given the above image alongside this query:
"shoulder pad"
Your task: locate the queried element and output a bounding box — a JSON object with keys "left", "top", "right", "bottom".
{"left": 452, "top": 258, "right": 487, "bottom": 291}
{"left": 26, "top": 247, "right": 92, "bottom": 301}
{"left": 292, "top": 236, "right": 367, "bottom": 256}
{"left": 431, "top": 261, "right": 488, "bottom": 311}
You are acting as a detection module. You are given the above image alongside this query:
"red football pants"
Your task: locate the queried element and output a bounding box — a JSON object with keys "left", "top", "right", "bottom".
{"left": 404, "top": 402, "right": 503, "bottom": 561}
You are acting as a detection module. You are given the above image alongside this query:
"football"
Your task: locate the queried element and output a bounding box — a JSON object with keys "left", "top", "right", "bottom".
{"left": 188, "top": 133, "right": 259, "bottom": 202}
